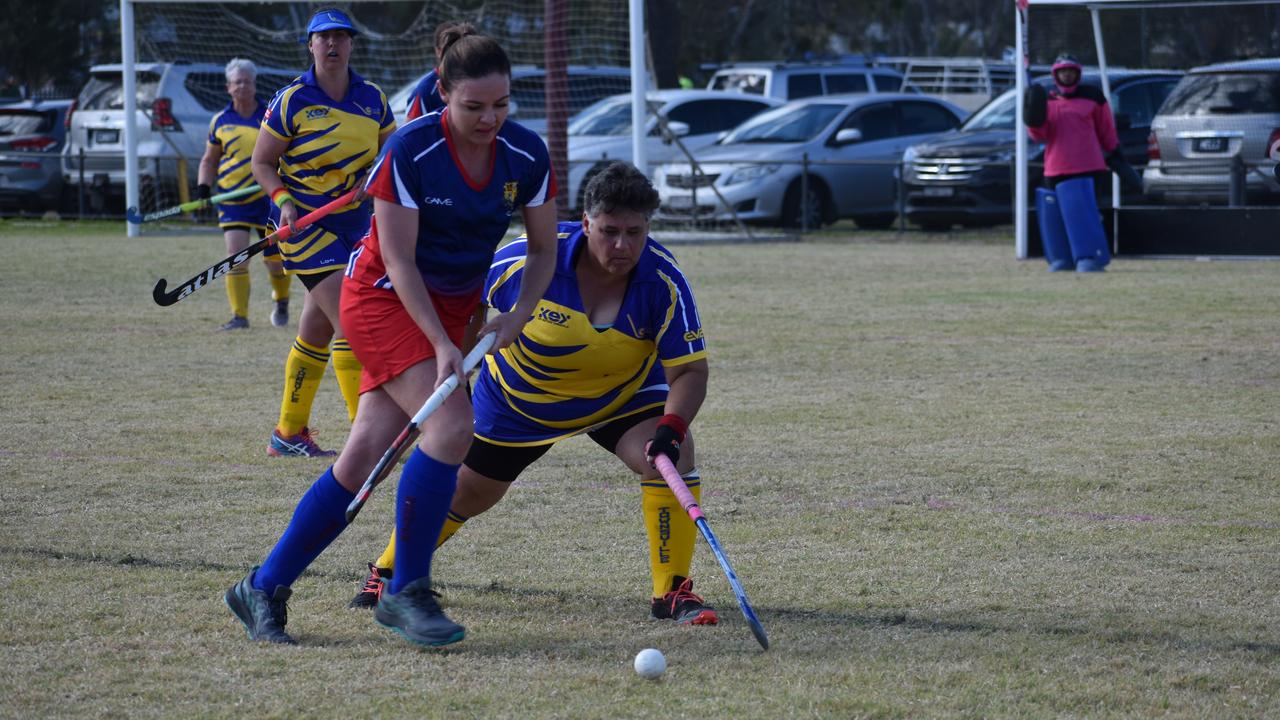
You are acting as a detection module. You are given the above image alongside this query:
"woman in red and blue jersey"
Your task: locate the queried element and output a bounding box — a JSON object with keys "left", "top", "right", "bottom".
{"left": 225, "top": 25, "right": 558, "bottom": 648}
{"left": 403, "top": 20, "right": 458, "bottom": 121}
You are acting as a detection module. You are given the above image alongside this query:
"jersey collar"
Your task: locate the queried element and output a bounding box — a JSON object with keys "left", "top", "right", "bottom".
{"left": 299, "top": 66, "right": 364, "bottom": 99}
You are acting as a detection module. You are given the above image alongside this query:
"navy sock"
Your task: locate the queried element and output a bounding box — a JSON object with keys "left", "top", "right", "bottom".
{"left": 389, "top": 447, "right": 458, "bottom": 594}
{"left": 254, "top": 467, "right": 353, "bottom": 593}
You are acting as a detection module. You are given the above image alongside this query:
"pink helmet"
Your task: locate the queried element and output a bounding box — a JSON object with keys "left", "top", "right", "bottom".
{"left": 1052, "top": 54, "right": 1083, "bottom": 94}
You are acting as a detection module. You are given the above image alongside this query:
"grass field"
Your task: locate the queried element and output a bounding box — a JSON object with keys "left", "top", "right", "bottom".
{"left": 2, "top": 220, "right": 1279, "bottom": 718}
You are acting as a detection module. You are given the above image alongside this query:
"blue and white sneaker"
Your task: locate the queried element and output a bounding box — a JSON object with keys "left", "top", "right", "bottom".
{"left": 267, "top": 427, "right": 337, "bottom": 458}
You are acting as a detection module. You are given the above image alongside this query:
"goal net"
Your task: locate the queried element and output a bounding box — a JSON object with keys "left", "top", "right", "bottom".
{"left": 109, "top": 0, "right": 630, "bottom": 229}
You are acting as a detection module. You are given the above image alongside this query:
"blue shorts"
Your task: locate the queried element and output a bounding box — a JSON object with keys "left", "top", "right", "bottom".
{"left": 268, "top": 203, "right": 370, "bottom": 277}
{"left": 217, "top": 196, "right": 269, "bottom": 232}
{"left": 471, "top": 360, "right": 669, "bottom": 447}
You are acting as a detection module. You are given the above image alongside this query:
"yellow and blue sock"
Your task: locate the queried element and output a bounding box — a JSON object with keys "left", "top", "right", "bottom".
{"left": 276, "top": 337, "right": 329, "bottom": 437}
{"left": 225, "top": 267, "right": 250, "bottom": 319}
{"left": 254, "top": 467, "right": 353, "bottom": 592}
{"left": 330, "top": 338, "right": 362, "bottom": 423}
{"left": 389, "top": 448, "right": 459, "bottom": 594}
{"left": 642, "top": 471, "right": 700, "bottom": 597}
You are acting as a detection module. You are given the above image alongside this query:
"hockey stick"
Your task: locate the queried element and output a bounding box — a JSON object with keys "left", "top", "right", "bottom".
{"left": 151, "top": 190, "right": 356, "bottom": 307}
{"left": 345, "top": 332, "right": 498, "bottom": 524}
{"left": 126, "top": 184, "right": 262, "bottom": 224}
{"left": 653, "top": 453, "right": 769, "bottom": 650}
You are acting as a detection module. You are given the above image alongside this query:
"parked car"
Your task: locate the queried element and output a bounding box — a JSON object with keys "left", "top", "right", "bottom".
{"left": 61, "top": 62, "right": 296, "bottom": 210}
{"left": 901, "top": 70, "right": 1182, "bottom": 230}
{"left": 654, "top": 93, "right": 966, "bottom": 229}
{"left": 0, "top": 98, "right": 73, "bottom": 213}
{"left": 1144, "top": 58, "right": 1280, "bottom": 204}
{"left": 388, "top": 64, "right": 636, "bottom": 136}
{"left": 706, "top": 60, "right": 908, "bottom": 101}
{"left": 567, "top": 89, "right": 782, "bottom": 210}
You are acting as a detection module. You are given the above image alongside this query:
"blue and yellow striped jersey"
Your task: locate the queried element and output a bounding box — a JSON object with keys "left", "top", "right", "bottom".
{"left": 262, "top": 67, "right": 395, "bottom": 232}
{"left": 207, "top": 101, "right": 266, "bottom": 203}
{"left": 472, "top": 222, "right": 706, "bottom": 444}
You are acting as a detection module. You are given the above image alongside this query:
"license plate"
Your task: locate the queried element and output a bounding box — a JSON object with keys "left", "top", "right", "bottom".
{"left": 666, "top": 194, "right": 694, "bottom": 209}
{"left": 94, "top": 129, "right": 119, "bottom": 144}
{"left": 1193, "top": 137, "right": 1227, "bottom": 153}
{"left": 922, "top": 186, "right": 954, "bottom": 197}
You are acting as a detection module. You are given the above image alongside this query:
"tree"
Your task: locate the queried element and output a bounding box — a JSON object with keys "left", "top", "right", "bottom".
{"left": 0, "top": 0, "right": 115, "bottom": 97}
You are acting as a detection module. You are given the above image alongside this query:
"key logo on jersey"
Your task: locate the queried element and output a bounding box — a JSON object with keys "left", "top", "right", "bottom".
{"left": 306, "top": 107, "right": 330, "bottom": 120}
{"left": 683, "top": 328, "right": 704, "bottom": 343}
{"left": 503, "top": 181, "right": 519, "bottom": 213}
{"left": 538, "top": 307, "right": 569, "bottom": 326}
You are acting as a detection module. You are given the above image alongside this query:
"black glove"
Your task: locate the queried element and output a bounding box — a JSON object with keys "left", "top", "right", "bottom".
{"left": 1104, "top": 149, "right": 1143, "bottom": 192}
{"left": 1025, "top": 84, "right": 1048, "bottom": 128}
{"left": 196, "top": 183, "right": 211, "bottom": 201}
{"left": 646, "top": 414, "right": 687, "bottom": 466}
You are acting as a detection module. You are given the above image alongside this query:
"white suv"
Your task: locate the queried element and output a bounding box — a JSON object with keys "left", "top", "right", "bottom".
{"left": 707, "top": 61, "right": 908, "bottom": 102}
{"left": 62, "top": 62, "right": 296, "bottom": 211}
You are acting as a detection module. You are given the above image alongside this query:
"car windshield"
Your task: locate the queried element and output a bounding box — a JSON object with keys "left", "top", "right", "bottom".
{"left": 80, "top": 71, "right": 161, "bottom": 110}
{"left": 962, "top": 90, "right": 1018, "bottom": 130}
{"left": 1160, "top": 71, "right": 1280, "bottom": 115}
{"left": 721, "top": 102, "right": 844, "bottom": 143}
{"left": 568, "top": 98, "right": 641, "bottom": 136}
{"left": 0, "top": 109, "right": 53, "bottom": 136}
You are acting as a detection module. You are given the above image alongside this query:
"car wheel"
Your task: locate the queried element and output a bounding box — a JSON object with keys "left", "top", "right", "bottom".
{"left": 852, "top": 213, "right": 896, "bottom": 230}
{"left": 782, "top": 178, "right": 828, "bottom": 229}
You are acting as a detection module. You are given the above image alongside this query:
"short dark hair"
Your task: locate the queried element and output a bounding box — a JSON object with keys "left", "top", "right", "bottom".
{"left": 582, "top": 162, "right": 660, "bottom": 219}
{"left": 438, "top": 25, "right": 510, "bottom": 94}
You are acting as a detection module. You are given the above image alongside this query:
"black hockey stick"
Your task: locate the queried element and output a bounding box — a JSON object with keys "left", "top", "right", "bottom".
{"left": 151, "top": 190, "right": 356, "bottom": 307}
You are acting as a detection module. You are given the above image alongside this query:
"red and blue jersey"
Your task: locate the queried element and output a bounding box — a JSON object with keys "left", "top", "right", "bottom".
{"left": 348, "top": 110, "right": 556, "bottom": 297}
{"left": 405, "top": 69, "right": 444, "bottom": 121}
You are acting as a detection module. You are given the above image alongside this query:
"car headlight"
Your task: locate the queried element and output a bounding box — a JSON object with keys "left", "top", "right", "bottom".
{"left": 902, "top": 145, "right": 918, "bottom": 164}
{"left": 986, "top": 149, "right": 1015, "bottom": 164}
{"left": 724, "top": 163, "right": 780, "bottom": 186}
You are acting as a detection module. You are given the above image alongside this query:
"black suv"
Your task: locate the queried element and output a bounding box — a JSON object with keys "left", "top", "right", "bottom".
{"left": 901, "top": 70, "right": 1182, "bottom": 230}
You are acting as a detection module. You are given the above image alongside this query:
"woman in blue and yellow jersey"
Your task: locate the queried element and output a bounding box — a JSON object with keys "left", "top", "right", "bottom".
{"left": 350, "top": 163, "right": 720, "bottom": 628}
{"left": 251, "top": 8, "right": 396, "bottom": 457}
{"left": 197, "top": 58, "right": 292, "bottom": 332}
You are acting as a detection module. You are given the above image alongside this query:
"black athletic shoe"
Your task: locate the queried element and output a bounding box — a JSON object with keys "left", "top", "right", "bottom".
{"left": 375, "top": 577, "right": 465, "bottom": 647}
{"left": 650, "top": 576, "right": 718, "bottom": 625}
{"left": 225, "top": 567, "right": 296, "bottom": 644}
{"left": 219, "top": 315, "right": 249, "bottom": 331}
{"left": 270, "top": 299, "right": 289, "bottom": 327}
{"left": 349, "top": 563, "right": 392, "bottom": 609}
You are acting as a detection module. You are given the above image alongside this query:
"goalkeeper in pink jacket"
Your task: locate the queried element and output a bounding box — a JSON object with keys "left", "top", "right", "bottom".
{"left": 1026, "top": 54, "right": 1138, "bottom": 272}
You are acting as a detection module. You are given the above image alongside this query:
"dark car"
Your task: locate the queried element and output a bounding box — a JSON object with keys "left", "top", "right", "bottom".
{"left": 901, "top": 70, "right": 1182, "bottom": 230}
{"left": 0, "top": 98, "right": 73, "bottom": 213}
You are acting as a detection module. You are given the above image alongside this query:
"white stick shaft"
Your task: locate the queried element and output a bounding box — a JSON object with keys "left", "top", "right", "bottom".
{"left": 409, "top": 333, "right": 497, "bottom": 424}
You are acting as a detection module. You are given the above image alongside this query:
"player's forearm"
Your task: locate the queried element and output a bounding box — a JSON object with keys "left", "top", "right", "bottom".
{"left": 663, "top": 360, "right": 708, "bottom": 425}
{"left": 510, "top": 235, "right": 555, "bottom": 321}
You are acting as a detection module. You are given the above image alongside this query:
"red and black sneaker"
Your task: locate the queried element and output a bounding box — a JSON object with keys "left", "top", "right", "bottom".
{"left": 650, "top": 576, "right": 718, "bottom": 625}
{"left": 348, "top": 563, "right": 391, "bottom": 609}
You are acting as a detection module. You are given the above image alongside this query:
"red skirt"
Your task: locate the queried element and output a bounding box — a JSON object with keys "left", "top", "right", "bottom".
{"left": 341, "top": 277, "right": 481, "bottom": 394}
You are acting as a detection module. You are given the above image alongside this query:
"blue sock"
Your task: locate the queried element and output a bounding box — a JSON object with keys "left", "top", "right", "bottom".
{"left": 254, "top": 467, "right": 354, "bottom": 593}
{"left": 389, "top": 447, "right": 458, "bottom": 594}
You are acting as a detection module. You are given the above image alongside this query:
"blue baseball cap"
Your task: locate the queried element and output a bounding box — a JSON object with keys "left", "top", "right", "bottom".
{"left": 304, "top": 9, "right": 358, "bottom": 39}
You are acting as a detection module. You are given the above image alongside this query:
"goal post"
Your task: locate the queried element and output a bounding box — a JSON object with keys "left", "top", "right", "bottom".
{"left": 116, "top": 0, "right": 639, "bottom": 236}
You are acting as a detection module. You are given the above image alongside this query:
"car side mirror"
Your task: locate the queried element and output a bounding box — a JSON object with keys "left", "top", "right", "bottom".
{"left": 1114, "top": 112, "right": 1132, "bottom": 131}
{"left": 661, "top": 120, "right": 690, "bottom": 144}
{"left": 834, "top": 127, "right": 863, "bottom": 146}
